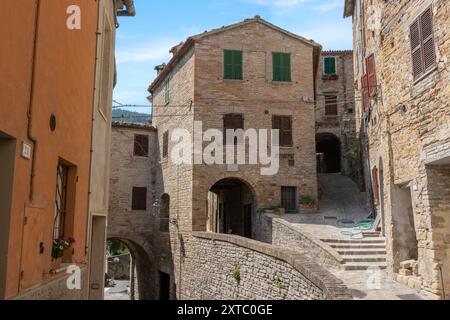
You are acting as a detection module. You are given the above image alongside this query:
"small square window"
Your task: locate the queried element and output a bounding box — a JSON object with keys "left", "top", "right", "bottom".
{"left": 323, "top": 57, "right": 337, "bottom": 75}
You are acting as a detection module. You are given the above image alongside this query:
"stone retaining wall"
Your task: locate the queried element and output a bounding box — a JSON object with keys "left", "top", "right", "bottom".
{"left": 181, "top": 232, "right": 351, "bottom": 300}
{"left": 269, "top": 216, "right": 344, "bottom": 269}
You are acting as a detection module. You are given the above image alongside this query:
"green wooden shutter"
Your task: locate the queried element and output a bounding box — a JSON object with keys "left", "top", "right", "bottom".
{"left": 282, "top": 53, "right": 291, "bottom": 81}
{"left": 224, "top": 50, "right": 243, "bottom": 80}
{"left": 273, "top": 52, "right": 291, "bottom": 81}
{"left": 224, "top": 50, "right": 233, "bottom": 79}
{"left": 233, "top": 51, "right": 243, "bottom": 80}
{"left": 324, "top": 57, "right": 336, "bottom": 75}
{"left": 273, "top": 53, "right": 281, "bottom": 81}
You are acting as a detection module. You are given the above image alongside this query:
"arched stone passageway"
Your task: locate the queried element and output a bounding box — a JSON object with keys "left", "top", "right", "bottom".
{"left": 106, "top": 237, "right": 155, "bottom": 300}
{"left": 316, "top": 133, "right": 342, "bottom": 173}
{"left": 207, "top": 178, "right": 255, "bottom": 239}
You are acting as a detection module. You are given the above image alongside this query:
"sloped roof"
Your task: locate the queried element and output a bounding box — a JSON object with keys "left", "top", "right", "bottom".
{"left": 148, "top": 16, "right": 322, "bottom": 93}
{"left": 322, "top": 50, "right": 353, "bottom": 55}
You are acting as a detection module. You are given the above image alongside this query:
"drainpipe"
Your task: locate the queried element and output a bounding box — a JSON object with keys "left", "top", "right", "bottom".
{"left": 27, "top": 0, "right": 41, "bottom": 203}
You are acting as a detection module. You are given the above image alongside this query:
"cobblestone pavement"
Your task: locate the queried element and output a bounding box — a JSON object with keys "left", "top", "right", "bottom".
{"left": 282, "top": 173, "right": 428, "bottom": 300}
{"left": 104, "top": 280, "right": 130, "bottom": 300}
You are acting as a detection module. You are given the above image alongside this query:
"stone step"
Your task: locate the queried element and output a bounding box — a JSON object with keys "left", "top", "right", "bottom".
{"left": 321, "top": 238, "right": 386, "bottom": 244}
{"left": 344, "top": 262, "right": 388, "bottom": 271}
{"left": 337, "top": 248, "right": 387, "bottom": 255}
{"left": 343, "top": 255, "right": 387, "bottom": 263}
{"left": 362, "top": 232, "right": 382, "bottom": 238}
{"left": 330, "top": 244, "right": 387, "bottom": 249}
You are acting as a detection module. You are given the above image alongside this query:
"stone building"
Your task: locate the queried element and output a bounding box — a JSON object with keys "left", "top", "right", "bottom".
{"left": 108, "top": 122, "right": 175, "bottom": 300}
{"left": 147, "top": 16, "right": 323, "bottom": 298}
{"left": 315, "top": 50, "right": 361, "bottom": 186}
{"left": 0, "top": 0, "right": 134, "bottom": 300}
{"left": 344, "top": 0, "right": 450, "bottom": 299}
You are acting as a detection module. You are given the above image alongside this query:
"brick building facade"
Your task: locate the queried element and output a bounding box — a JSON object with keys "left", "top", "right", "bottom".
{"left": 344, "top": 0, "right": 450, "bottom": 299}
{"left": 147, "top": 17, "right": 322, "bottom": 298}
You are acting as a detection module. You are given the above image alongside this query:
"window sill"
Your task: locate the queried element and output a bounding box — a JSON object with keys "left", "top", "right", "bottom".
{"left": 133, "top": 155, "right": 149, "bottom": 159}
{"left": 50, "top": 263, "right": 72, "bottom": 275}
{"left": 413, "top": 65, "right": 437, "bottom": 85}
{"left": 223, "top": 78, "right": 244, "bottom": 82}
{"left": 271, "top": 81, "right": 293, "bottom": 85}
{"left": 322, "top": 74, "right": 339, "bottom": 80}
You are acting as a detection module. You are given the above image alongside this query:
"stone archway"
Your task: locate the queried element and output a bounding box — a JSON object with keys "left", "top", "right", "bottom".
{"left": 106, "top": 237, "right": 155, "bottom": 300}
{"left": 316, "top": 133, "right": 342, "bottom": 173}
{"left": 207, "top": 178, "right": 256, "bottom": 239}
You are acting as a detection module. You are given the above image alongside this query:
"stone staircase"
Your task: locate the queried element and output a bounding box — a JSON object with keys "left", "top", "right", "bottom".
{"left": 321, "top": 233, "right": 388, "bottom": 271}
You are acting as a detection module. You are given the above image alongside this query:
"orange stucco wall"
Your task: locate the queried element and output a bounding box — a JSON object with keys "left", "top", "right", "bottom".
{"left": 0, "top": 0, "right": 99, "bottom": 298}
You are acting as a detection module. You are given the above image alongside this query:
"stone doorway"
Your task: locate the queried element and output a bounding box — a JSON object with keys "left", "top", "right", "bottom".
{"left": 316, "top": 133, "right": 342, "bottom": 173}
{"left": 208, "top": 178, "right": 255, "bottom": 238}
{"left": 391, "top": 185, "right": 418, "bottom": 271}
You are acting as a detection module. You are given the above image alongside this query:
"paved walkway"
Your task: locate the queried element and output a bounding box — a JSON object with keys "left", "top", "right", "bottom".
{"left": 282, "top": 173, "right": 427, "bottom": 300}
{"left": 104, "top": 280, "right": 130, "bottom": 300}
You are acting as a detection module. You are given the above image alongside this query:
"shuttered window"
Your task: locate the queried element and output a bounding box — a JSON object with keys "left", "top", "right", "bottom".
{"left": 281, "top": 187, "right": 297, "bottom": 212}
{"left": 325, "top": 95, "right": 338, "bottom": 116}
{"left": 365, "top": 54, "right": 377, "bottom": 97}
{"left": 272, "top": 115, "right": 293, "bottom": 147}
{"left": 224, "top": 113, "right": 244, "bottom": 145}
{"left": 132, "top": 187, "right": 147, "bottom": 211}
{"left": 164, "top": 78, "right": 170, "bottom": 105}
{"left": 162, "top": 131, "right": 169, "bottom": 158}
{"left": 272, "top": 52, "right": 291, "bottom": 82}
{"left": 224, "top": 50, "right": 243, "bottom": 80}
{"left": 323, "top": 57, "right": 337, "bottom": 75}
{"left": 410, "top": 7, "right": 436, "bottom": 79}
{"left": 134, "top": 134, "right": 149, "bottom": 157}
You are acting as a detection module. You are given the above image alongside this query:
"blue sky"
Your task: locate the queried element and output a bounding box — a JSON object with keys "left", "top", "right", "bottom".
{"left": 114, "top": 0, "right": 352, "bottom": 114}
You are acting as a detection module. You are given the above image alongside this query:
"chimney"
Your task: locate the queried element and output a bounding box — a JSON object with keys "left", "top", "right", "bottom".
{"left": 154, "top": 63, "right": 166, "bottom": 75}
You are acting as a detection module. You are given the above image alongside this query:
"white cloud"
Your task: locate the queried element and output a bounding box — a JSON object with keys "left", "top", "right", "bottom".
{"left": 116, "top": 38, "right": 174, "bottom": 64}
{"left": 313, "top": 0, "right": 343, "bottom": 13}
{"left": 296, "top": 20, "right": 353, "bottom": 50}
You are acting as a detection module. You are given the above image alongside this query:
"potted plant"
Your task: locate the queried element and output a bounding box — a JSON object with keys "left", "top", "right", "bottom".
{"left": 51, "top": 237, "right": 75, "bottom": 269}
{"left": 299, "top": 196, "right": 318, "bottom": 213}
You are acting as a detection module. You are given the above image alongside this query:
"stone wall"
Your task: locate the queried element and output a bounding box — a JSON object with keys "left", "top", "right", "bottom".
{"left": 108, "top": 123, "right": 163, "bottom": 299}
{"left": 348, "top": 0, "right": 450, "bottom": 299}
{"left": 179, "top": 232, "right": 351, "bottom": 300}
{"left": 316, "top": 50, "right": 361, "bottom": 185}
{"left": 268, "top": 216, "right": 343, "bottom": 269}
{"left": 107, "top": 254, "right": 131, "bottom": 280}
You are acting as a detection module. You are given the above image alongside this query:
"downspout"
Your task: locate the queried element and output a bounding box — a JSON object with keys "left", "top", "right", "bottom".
{"left": 27, "top": 0, "right": 41, "bottom": 203}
